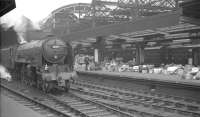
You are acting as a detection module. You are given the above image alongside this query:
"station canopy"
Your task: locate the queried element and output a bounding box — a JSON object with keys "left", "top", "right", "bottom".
{"left": 71, "top": 22, "right": 200, "bottom": 49}
{"left": 62, "top": 10, "right": 181, "bottom": 42}
{"left": 57, "top": 0, "right": 200, "bottom": 49}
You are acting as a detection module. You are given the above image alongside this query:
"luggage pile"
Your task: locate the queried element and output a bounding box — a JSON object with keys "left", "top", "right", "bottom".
{"left": 132, "top": 64, "right": 200, "bottom": 80}
{"left": 102, "top": 63, "right": 200, "bottom": 80}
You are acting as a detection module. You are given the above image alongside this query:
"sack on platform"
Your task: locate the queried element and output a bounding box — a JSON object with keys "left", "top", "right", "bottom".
{"left": 182, "top": 73, "right": 193, "bottom": 80}
{"left": 194, "top": 71, "right": 200, "bottom": 80}
{"left": 176, "top": 68, "right": 184, "bottom": 77}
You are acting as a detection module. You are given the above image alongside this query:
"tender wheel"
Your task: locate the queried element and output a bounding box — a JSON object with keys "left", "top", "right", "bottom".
{"left": 21, "top": 65, "right": 28, "bottom": 85}
{"left": 36, "top": 75, "right": 42, "bottom": 89}
{"left": 21, "top": 71, "right": 26, "bottom": 84}
{"left": 36, "top": 81, "right": 40, "bottom": 89}
{"left": 36, "top": 79, "right": 42, "bottom": 89}
{"left": 65, "top": 80, "right": 70, "bottom": 92}
{"left": 42, "top": 81, "right": 50, "bottom": 93}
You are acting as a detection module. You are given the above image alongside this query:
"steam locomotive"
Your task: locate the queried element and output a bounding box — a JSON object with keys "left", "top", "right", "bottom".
{"left": 1, "top": 35, "right": 74, "bottom": 92}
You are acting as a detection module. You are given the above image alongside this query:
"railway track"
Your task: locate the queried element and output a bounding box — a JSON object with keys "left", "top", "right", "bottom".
{"left": 1, "top": 84, "right": 72, "bottom": 117}
{"left": 0, "top": 82, "right": 133, "bottom": 117}
{"left": 52, "top": 92, "right": 133, "bottom": 117}
{"left": 71, "top": 80, "right": 200, "bottom": 117}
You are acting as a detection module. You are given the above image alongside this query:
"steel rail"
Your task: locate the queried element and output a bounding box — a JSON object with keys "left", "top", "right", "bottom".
{"left": 0, "top": 83, "right": 71, "bottom": 117}
{"left": 1, "top": 81, "right": 133, "bottom": 117}
{"left": 49, "top": 92, "right": 134, "bottom": 117}
{"left": 71, "top": 80, "right": 200, "bottom": 117}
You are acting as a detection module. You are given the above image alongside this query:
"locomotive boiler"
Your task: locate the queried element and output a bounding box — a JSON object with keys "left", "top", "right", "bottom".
{"left": 1, "top": 35, "right": 74, "bottom": 92}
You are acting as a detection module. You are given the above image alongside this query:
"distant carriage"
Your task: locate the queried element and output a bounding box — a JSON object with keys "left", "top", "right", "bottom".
{"left": 0, "top": 35, "right": 74, "bottom": 92}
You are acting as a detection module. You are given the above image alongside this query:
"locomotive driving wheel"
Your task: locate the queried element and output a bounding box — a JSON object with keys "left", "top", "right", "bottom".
{"left": 65, "top": 80, "right": 70, "bottom": 92}
{"left": 21, "top": 65, "right": 26, "bottom": 84}
{"left": 36, "top": 80, "right": 40, "bottom": 89}
{"left": 36, "top": 76, "right": 42, "bottom": 90}
{"left": 42, "top": 80, "right": 50, "bottom": 93}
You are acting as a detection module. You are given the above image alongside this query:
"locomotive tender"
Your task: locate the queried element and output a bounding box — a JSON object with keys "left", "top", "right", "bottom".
{"left": 1, "top": 35, "right": 74, "bottom": 92}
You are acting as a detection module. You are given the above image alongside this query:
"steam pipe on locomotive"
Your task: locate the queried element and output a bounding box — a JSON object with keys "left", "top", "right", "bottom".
{"left": 1, "top": 35, "right": 74, "bottom": 93}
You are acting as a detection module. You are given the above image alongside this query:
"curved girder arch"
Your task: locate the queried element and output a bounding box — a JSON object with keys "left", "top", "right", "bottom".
{"left": 52, "top": 3, "right": 92, "bottom": 19}
{"left": 41, "top": 0, "right": 181, "bottom": 37}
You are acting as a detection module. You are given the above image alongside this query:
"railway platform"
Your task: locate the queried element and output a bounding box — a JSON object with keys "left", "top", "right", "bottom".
{"left": 77, "top": 70, "right": 200, "bottom": 87}
{"left": 1, "top": 93, "right": 44, "bottom": 117}
{"left": 76, "top": 70, "right": 200, "bottom": 100}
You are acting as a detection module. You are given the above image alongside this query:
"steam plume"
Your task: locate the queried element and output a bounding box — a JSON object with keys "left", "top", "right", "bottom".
{"left": 1, "top": 15, "right": 41, "bottom": 43}
{"left": 0, "top": 65, "right": 12, "bottom": 82}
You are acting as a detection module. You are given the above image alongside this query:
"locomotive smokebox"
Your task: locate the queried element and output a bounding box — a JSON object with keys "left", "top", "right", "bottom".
{"left": 42, "top": 39, "right": 67, "bottom": 63}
